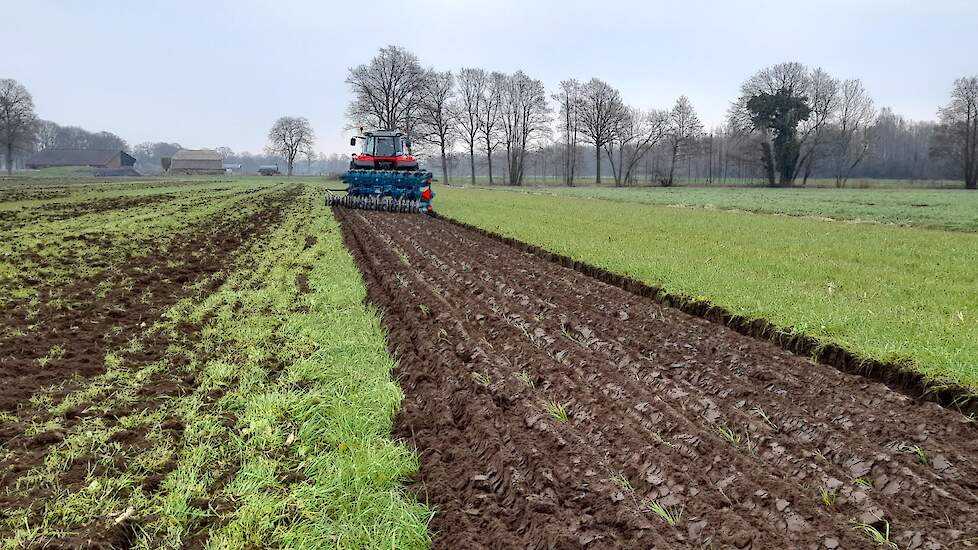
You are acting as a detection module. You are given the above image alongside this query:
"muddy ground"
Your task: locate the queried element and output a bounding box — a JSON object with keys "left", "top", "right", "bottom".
{"left": 338, "top": 208, "right": 978, "bottom": 549}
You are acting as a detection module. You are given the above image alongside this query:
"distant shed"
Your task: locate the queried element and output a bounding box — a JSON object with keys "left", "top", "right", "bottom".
{"left": 26, "top": 149, "right": 135, "bottom": 169}
{"left": 168, "top": 149, "right": 225, "bottom": 175}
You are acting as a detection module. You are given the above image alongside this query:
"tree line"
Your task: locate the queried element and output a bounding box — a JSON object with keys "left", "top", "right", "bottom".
{"left": 2, "top": 57, "right": 976, "bottom": 188}
{"left": 345, "top": 47, "right": 978, "bottom": 189}
{"left": 0, "top": 79, "right": 317, "bottom": 176}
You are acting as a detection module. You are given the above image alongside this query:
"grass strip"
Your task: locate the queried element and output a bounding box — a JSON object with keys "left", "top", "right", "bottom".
{"left": 475, "top": 184, "right": 978, "bottom": 232}
{"left": 144, "top": 187, "right": 429, "bottom": 548}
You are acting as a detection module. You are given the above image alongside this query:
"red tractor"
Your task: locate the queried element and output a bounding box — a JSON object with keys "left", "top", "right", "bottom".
{"left": 327, "top": 129, "right": 435, "bottom": 213}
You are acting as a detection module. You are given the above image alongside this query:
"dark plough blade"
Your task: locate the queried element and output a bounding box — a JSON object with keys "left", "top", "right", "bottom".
{"left": 331, "top": 194, "right": 429, "bottom": 214}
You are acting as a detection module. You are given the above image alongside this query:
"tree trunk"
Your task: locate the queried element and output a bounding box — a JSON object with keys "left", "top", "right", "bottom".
{"left": 514, "top": 148, "right": 523, "bottom": 186}
{"left": 567, "top": 139, "right": 577, "bottom": 187}
{"left": 611, "top": 143, "right": 628, "bottom": 187}
{"left": 964, "top": 116, "right": 978, "bottom": 189}
{"left": 667, "top": 143, "right": 679, "bottom": 187}
{"left": 440, "top": 143, "right": 449, "bottom": 185}
{"left": 469, "top": 143, "right": 476, "bottom": 185}
{"left": 761, "top": 141, "right": 776, "bottom": 187}
{"left": 487, "top": 150, "right": 494, "bottom": 184}
{"left": 5, "top": 143, "right": 12, "bottom": 175}
{"left": 507, "top": 145, "right": 515, "bottom": 185}
{"left": 595, "top": 145, "right": 601, "bottom": 184}
{"left": 567, "top": 146, "right": 577, "bottom": 187}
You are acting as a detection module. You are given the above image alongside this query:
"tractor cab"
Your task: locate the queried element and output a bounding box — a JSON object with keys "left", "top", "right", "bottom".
{"left": 349, "top": 129, "right": 419, "bottom": 171}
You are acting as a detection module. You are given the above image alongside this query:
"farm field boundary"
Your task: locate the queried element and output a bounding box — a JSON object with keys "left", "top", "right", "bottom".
{"left": 436, "top": 212, "right": 978, "bottom": 416}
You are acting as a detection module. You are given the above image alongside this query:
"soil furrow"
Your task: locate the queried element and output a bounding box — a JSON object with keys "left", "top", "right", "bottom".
{"left": 337, "top": 208, "right": 978, "bottom": 549}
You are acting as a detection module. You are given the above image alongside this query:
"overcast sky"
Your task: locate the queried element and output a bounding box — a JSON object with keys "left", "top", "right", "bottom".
{"left": 6, "top": 0, "right": 975, "bottom": 154}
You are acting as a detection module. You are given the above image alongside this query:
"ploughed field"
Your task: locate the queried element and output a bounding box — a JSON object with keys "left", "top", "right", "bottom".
{"left": 338, "top": 208, "right": 978, "bottom": 549}
{"left": 0, "top": 179, "right": 429, "bottom": 548}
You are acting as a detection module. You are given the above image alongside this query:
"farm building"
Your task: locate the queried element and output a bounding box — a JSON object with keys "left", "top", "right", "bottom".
{"left": 168, "top": 149, "right": 225, "bottom": 175}
{"left": 25, "top": 149, "right": 136, "bottom": 170}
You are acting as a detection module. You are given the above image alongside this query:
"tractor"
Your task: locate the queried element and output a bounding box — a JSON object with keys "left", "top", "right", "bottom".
{"left": 326, "top": 129, "right": 435, "bottom": 213}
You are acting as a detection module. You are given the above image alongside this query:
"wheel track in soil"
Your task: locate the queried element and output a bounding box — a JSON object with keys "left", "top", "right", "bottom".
{"left": 336, "top": 208, "right": 978, "bottom": 550}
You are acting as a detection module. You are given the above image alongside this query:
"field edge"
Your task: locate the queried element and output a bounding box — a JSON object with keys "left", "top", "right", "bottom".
{"left": 435, "top": 213, "right": 978, "bottom": 417}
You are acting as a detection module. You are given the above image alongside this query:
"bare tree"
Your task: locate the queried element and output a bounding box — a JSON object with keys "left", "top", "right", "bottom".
{"left": 829, "top": 79, "right": 876, "bottom": 187}
{"left": 553, "top": 79, "right": 582, "bottom": 186}
{"left": 499, "top": 71, "right": 550, "bottom": 185}
{"left": 0, "top": 79, "right": 37, "bottom": 174}
{"left": 797, "top": 68, "right": 840, "bottom": 185}
{"left": 665, "top": 96, "right": 704, "bottom": 186}
{"left": 416, "top": 70, "right": 457, "bottom": 183}
{"left": 455, "top": 68, "right": 486, "bottom": 184}
{"left": 346, "top": 45, "right": 425, "bottom": 135}
{"left": 30, "top": 120, "right": 127, "bottom": 151}
{"left": 605, "top": 108, "right": 670, "bottom": 186}
{"left": 35, "top": 120, "right": 59, "bottom": 150}
{"left": 729, "top": 62, "right": 838, "bottom": 186}
{"left": 478, "top": 72, "right": 506, "bottom": 184}
{"left": 933, "top": 76, "right": 978, "bottom": 189}
{"left": 266, "top": 116, "right": 315, "bottom": 176}
{"left": 578, "top": 78, "right": 626, "bottom": 184}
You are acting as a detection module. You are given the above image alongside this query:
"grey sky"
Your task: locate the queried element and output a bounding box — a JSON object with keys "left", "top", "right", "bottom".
{"left": 6, "top": 0, "right": 975, "bottom": 154}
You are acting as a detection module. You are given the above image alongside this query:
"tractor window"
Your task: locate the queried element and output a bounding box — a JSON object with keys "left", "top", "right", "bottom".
{"left": 374, "top": 137, "right": 396, "bottom": 157}
{"left": 363, "top": 136, "right": 402, "bottom": 156}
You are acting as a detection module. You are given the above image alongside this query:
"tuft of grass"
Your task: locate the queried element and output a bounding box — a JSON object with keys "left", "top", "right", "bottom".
{"left": 544, "top": 399, "right": 570, "bottom": 423}
{"left": 610, "top": 472, "right": 632, "bottom": 491}
{"left": 514, "top": 370, "right": 534, "bottom": 388}
{"left": 751, "top": 406, "right": 781, "bottom": 432}
{"left": 853, "top": 477, "right": 874, "bottom": 489}
{"left": 472, "top": 370, "right": 491, "bottom": 387}
{"left": 898, "top": 443, "right": 929, "bottom": 465}
{"left": 819, "top": 487, "right": 836, "bottom": 507}
{"left": 714, "top": 425, "right": 741, "bottom": 446}
{"left": 647, "top": 499, "right": 684, "bottom": 526}
{"left": 852, "top": 520, "right": 897, "bottom": 548}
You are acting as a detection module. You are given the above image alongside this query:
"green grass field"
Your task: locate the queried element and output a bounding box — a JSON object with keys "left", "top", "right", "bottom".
{"left": 468, "top": 185, "right": 978, "bottom": 232}
{"left": 436, "top": 187, "right": 978, "bottom": 392}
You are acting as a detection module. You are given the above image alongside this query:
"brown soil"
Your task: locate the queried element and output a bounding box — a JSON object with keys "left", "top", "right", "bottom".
{"left": 337, "top": 208, "right": 978, "bottom": 549}
{"left": 0, "top": 186, "right": 298, "bottom": 508}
